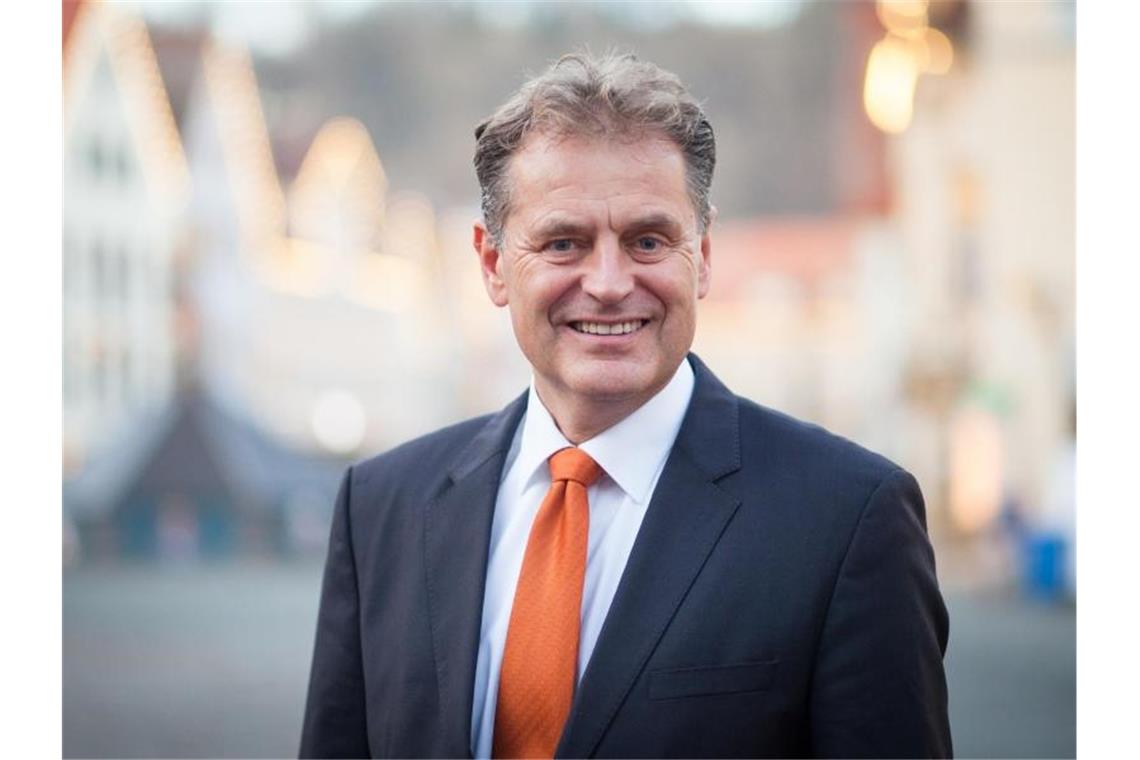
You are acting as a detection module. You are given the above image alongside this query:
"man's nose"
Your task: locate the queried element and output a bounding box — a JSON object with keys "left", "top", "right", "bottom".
{"left": 580, "top": 237, "right": 634, "bottom": 304}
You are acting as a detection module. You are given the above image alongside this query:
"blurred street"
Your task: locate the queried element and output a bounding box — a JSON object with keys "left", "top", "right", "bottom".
{"left": 63, "top": 562, "right": 1074, "bottom": 759}
{"left": 944, "top": 589, "right": 1075, "bottom": 758}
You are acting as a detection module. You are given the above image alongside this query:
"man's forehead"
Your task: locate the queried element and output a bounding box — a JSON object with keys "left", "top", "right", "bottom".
{"left": 504, "top": 133, "right": 691, "bottom": 218}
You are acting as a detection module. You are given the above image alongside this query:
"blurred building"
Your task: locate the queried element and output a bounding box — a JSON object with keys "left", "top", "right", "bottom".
{"left": 891, "top": 2, "right": 1073, "bottom": 509}
{"left": 693, "top": 217, "right": 911, "bottom": 459}
{"left": 868, "top": 0, "right": 1075, "bottom": 593}
{"left": 61, "top": 1, "right": 1074, "bottom": 579}
{"left": 63, "top": 2, "right": 468, "bottom": 561}
{"left": 178, "top": 41, "right": 461, "bottom": 457}
{"left": 63, "top": 2, "right": 190, "bottom": 474}
{"left": 64, "top": 383, "right": 343, "bottom": 561}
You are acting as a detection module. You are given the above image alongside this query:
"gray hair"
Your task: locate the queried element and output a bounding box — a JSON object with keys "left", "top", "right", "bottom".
{"left": 473, "top": 51, "right": 716, "bottom": 246}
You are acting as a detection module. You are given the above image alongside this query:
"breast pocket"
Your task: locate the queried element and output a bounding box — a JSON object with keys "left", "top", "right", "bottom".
{"left": 647, "top": 660, "right": 778, "bottom": 700}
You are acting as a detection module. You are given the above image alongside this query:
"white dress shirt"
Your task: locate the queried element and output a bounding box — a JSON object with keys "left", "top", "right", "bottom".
{"left": 469, "top": 359, "right": 695, "bottom": 758}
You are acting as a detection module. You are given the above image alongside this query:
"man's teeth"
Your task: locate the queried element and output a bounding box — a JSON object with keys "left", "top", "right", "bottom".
{"left": 572, "top": 320, "right": 645, "bottom": 335}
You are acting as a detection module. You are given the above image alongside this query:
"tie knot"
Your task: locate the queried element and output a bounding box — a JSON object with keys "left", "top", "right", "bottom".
{"left": 548, "top": 447, "right": 602, "bottom": 487}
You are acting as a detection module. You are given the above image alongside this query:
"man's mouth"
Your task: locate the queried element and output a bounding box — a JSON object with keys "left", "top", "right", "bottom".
{"left": 569, "top": 319, "right": 648, "bottom": 336}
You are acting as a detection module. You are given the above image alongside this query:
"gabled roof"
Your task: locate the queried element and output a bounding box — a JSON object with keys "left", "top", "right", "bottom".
{"left": 195, "top": 38, "right": 288, "bottom": 252}
{"left": 289, "top": 116, "right": 389, "bottom": 245}
{"left": 150, "top": 26, "right": 210, "bottom": 131}
{"left": 63, "top": 1, "right": 190, "bottom": 206}
{"left": 62, "top": 0, "right": 83, "bottom": 53}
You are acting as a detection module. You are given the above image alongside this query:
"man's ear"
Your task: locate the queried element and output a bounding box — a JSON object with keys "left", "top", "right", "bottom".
{"left": 474, "top": 221, "right": 509, "bottom": 307}
{"left": 696, "top": 205, "right": 716, "bottom": 299}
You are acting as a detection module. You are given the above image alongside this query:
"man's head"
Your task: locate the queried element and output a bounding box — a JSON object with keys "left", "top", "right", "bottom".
{"left": 474, "top": 52, "right": 716, "bottom": 248}
{"left": 472, "top": 53, "right": 717, "bottom": 439}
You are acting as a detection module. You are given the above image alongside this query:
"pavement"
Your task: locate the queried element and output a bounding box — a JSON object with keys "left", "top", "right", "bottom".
{"left": 63, "top": 561, "right": 1075, "bottom": 758}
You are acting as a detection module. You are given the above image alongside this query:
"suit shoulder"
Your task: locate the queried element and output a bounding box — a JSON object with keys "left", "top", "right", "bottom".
{"left": 726, "top": 397, "right": 922, "bottom": 535}
{"left": 734, "top": 395, "right": 903, "bottom": 484}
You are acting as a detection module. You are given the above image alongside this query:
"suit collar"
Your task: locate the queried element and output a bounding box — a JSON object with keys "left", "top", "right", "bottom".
{"left": 459, "top": 354, "right": 730, "bottom": 487}
{"left": 556, "top": 353, "right": 744, "bottom": 757}
{"left": 671, "top": 353, "right": 742, "bottom": 482}
{"left": 448, "top": 392, "right": 529, "bottom": 483}
{"left": 426, "top": 392, "right": 528, "bottom": 758}
{"left": 425, "top": 354, "right": 742, "bottom": 759}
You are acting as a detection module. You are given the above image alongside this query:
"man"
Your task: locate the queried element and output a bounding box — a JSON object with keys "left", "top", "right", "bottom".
{"left": 300, "top": 52, "right": 951, "bottom": 759}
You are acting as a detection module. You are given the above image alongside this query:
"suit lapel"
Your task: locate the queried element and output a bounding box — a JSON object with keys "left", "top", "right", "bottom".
{"left": 556, "top": 355, "right": 743, "bottom": 758}
{"left": 423, "top": 393, "right": 528, "bottom": 758}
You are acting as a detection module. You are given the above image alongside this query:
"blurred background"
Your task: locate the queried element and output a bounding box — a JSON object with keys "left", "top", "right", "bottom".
{"left": 61, "top": 0, "right": 1075, "bottom": 757}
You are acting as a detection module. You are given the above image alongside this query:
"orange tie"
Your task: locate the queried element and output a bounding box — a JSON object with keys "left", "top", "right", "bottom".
{"left": 493, "top": 447, "right": 602, "bottom": 759}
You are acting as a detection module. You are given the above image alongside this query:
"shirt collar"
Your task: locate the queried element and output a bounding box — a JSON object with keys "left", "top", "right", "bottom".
{"left": 515, "top": 358, "right": 695, "bottom": 503}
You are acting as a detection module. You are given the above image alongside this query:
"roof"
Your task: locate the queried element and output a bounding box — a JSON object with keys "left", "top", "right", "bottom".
{"left": 150, "top": 26, "right": 211, "bottom": 130}
{"left": 62, "top": 0, "right": 83, "bottom": 54}
{"left": 64, "top": 386, "right": 345, "bottom": 520}
{"left": 63, "top": 1, "right": 191, "bottom": 205}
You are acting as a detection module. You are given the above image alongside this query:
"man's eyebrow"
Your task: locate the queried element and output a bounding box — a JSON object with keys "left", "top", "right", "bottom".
{"left": 623, "top": 213, "right": 686, "bottom": 236}
{"left": 529, "top": 218, "right": 594, "bottom": 239}
{"left": 527, "top": 213, "right": 684, "bottom": 239}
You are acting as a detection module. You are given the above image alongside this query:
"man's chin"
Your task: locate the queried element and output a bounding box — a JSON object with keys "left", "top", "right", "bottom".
{"left": 564, "top": 363, "right": 661, "bottom": 405}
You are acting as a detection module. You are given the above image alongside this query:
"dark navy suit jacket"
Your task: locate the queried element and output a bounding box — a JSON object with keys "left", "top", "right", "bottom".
{"left": 300, "top": 355, "right": 952, "bottom": 758}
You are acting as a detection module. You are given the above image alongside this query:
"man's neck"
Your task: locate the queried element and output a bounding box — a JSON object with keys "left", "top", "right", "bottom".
{"left": 533, "top": 382, "right": 669, "bottom": 445}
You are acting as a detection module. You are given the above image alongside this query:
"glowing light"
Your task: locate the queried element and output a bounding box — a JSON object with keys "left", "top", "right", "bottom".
{"left": 876, "top": 0, "right": 929, "bottom": 36}
{"left": 290, "top": 116, "right": 388, "bottom": 253}
{"left": 948, "top": 406, "right": 1005, "bottom": 534}
{"left": 201, "top": 40, "right": 287, "bottom": 255}
{"left": 292, "top": 117, "right": 386, "bottom": 194}
{"left": 863, "top": 35, "right": 920, "bottom": 134}
{"left": 865, "top": 0, "right": 954, "bottom": 133}
{"left": 918, "top": 26, "right": 954, "bottom": 75}
{"left": 311, "top": 389, "right": 367, "bottom": 454}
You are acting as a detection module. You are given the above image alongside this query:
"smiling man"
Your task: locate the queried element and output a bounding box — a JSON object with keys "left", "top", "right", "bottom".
{"left": 300, "top": 53, "right": 952, "bottom": 759}
{"left": 475, "top": 132, "right": 710, "bottom": 444}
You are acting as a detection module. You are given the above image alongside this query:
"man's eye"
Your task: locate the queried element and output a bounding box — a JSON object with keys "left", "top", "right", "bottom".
{"left": 546, "top": 239, "right": 576, "bottom": 253}
{"left": 634, "top": 237, "right": 662, "bottom": 252}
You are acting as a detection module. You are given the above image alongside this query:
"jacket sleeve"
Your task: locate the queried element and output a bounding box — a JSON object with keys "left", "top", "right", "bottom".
{"left": 809, "top": 468, "right": 953, "bottom": 758}
{"left": 299, "top": 467, "right": 372, "bottom": 759}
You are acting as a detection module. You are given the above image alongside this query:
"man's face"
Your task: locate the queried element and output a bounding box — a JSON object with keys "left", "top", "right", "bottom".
{"left": 475, "top": 132, "right": 712, "bottom": 420}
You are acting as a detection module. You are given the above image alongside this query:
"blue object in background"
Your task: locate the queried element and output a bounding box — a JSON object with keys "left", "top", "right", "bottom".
{"left": 1023, "top": 532, "right": 1068, "bottom": 601}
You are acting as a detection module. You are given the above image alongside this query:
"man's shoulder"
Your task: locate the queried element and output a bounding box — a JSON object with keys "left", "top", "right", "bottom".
{"left": 736, "top": 396, "right": 899, "bottom": 470}
{"left": 732, "top": 394, "right": 904, "bottom": 488}
{"left": 687, "top": 355, "right": 903, "bottom": 487}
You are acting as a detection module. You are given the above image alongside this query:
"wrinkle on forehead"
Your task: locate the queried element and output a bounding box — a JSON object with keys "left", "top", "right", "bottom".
{"left": 505, "top": 133, "right": 694, "bottom": 235}
{"left": 518, "top": 134, "right": 682, "bottom": 183}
